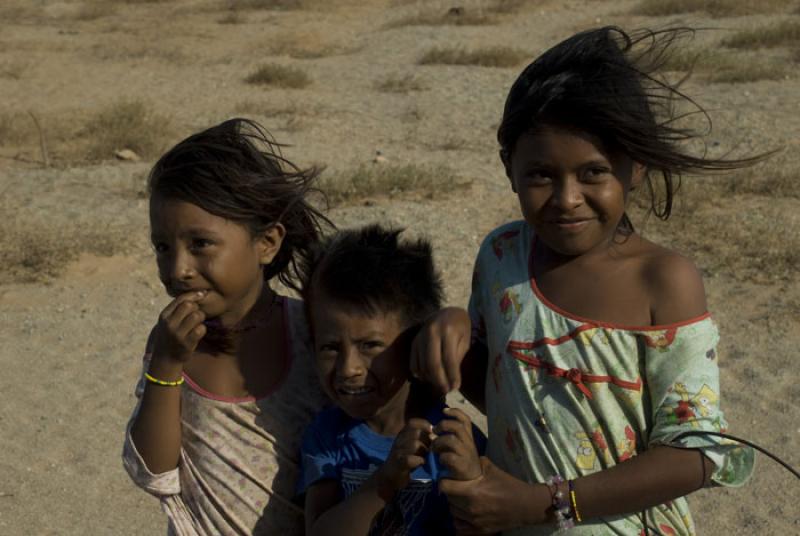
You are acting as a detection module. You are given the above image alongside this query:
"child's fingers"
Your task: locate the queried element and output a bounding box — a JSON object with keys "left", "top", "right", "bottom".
{"left": 161, "top": 291, "right": 206, "bottom": 320}
{"left": 410, "top": 333, "right": 450, "bottom": 393}
{"left": 434, "top": 412, "right": 474, "bottom": 445}
{"left": 431, "top": 434, "right": 469, "bottom": 456}
{"left": 184, "top": 322, "right": 207, "bottom": 348}
{"left": 400, "top": 454, "right": 426, "bottom": 471}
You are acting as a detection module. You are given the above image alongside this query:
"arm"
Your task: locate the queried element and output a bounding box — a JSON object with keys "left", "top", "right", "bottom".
{"left": 305, "top": 419, "right": 433, "bottom": 536}
{"left": 129, "top": 292, "right": 206, "bottom": 473}
{"left": 439, "top": 445, "right": 713, "bottom": 532}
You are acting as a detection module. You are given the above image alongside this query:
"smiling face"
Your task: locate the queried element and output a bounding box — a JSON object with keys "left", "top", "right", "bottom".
{"left": 309, "top": 291, "right": 411, "bottom": 435}
{"left": 504, "top": 124, "right": 643, "bottom": 258}
{"left": 149, "top": 194, "right": 277, "bottom": 326}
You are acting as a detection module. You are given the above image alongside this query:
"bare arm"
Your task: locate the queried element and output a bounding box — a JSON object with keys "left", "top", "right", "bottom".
{"left": 130, "top": 292, "right": 206, "bottom": 473}
{"left": 440, "top": 446, "right": 713, "bottom": 532}
{"left": 457, "top": 342, "right": 488, "bottom": 414}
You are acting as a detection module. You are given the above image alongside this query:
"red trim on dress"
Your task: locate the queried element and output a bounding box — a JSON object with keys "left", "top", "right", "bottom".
{"left": 508, "top": 348, "right": 642, "bottom": 399}
{"left": 183, "top": 295, "right": 294, "bottom": 404}
{"left": 527, "top": 236, "right": 711, "bottom": 331}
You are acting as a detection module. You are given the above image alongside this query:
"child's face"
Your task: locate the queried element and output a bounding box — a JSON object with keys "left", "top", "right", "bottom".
{"left": 149, "top": 195, "right": 273, "bottom": 326}
{"left": 504, "top": 124, "right": 643, "bottom": 257}
{"left": 310, "top": 291, "right": 411, "bottom": 431}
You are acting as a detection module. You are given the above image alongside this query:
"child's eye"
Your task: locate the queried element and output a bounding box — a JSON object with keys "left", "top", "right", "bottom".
{"left": 152, "top": 242, "right": 169, "bottom": 254}
{"left": 361, "top": 340, "right": 385, "bottom": 352}
{"left": 524, "top": 171, "right": 551, "bottom": 185}
{"left": 584, "top": 168, "right": 610, "bottom": 181}
{"left": 190, "top": 238, "right": 213, "bottom": 250}
{"left": 317, "top": 343, "right": 339, "bottom": 355}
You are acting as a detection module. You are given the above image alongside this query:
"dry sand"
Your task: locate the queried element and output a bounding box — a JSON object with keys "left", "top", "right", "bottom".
{"left": 1, "top": 0, "right": 798, "bottom": 534}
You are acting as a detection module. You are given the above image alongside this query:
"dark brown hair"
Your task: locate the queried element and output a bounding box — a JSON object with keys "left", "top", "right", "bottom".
{"left": 498, "top": 27, "right": 768, "bottom": 232}
{"left": 148, "top": 118, "right": 331, "bottom": 292}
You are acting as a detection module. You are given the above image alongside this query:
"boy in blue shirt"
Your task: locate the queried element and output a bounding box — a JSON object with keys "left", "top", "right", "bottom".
{"left": 297, "top": 225, "right": 486, "bottom": 536}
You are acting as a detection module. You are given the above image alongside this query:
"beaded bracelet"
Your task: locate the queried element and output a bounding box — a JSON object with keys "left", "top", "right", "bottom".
{"left": 144, "top": 372, "right": 184, "bottom": 387}
{"left": 545, "top": 475, "right": 575, "bottom": 531}
{"left": 568, "top": 479, "right": 582, "bottom": 524}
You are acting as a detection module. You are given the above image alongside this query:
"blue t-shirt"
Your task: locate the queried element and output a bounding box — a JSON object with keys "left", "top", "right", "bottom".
{"left": 298, "top": 403, "right": 486, "bottom": 536}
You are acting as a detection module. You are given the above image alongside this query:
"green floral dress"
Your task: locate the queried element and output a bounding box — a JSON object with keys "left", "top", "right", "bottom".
{"left": 468, "top": 221, "right": 753, "bottom": 535}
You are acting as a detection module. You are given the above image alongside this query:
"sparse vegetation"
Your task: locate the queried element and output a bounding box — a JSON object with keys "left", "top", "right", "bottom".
{"left": 630, "top": 0, "right": 790, "bottom": 17}
{"left": 662, "top": 48, "right": 788, "bottom": 83}
{"left": 262, "top": 32, "right": 355, "bottom": 59}
{"left": 0, "top": 60, "right": 27, "bottom": 80}
{"left": 73, "top": 2, "right": 117, "bottom": 21}
{"left": 419, "top": 46, "right": 528, "bottom": 67}
{"left": 229, "top": 0, "right": 304, "bottom": 9}
{"left": 245, "top": 64, "right": 312, "bottom": 88}
{"left": 487, "top": 0, "right": 526, "bottom": 14}
{"left": 387, "top": 8, "right": 495, "bottom": 28}
{"left": 0, "top": 222, "right": 131, "bottom": 284}
{"left": 319, "top": 163, "right": 470, "bottom": 205}
{"left": 722, "top": 20, "right": 800, "bottom": 49}
{"left": 217, "top": 9, "right": 244, "bottom": 24}
{"left": 375, "top": 74, "right": 426, "bottom": 93}
{"left": 81, "top": 100, "right": 171, "bottom": 161}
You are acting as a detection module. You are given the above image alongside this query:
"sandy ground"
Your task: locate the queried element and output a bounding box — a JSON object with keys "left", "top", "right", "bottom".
{"left": 1, "top": 0, "right": 798, "bottom": 534}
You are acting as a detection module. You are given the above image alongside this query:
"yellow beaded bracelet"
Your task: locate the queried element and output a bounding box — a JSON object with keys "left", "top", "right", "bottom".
{"left": 144, "top": 372, "right": 184, "bottom": 387}
{"left": 568, "top": 480, "right": 582, "bottom": 523}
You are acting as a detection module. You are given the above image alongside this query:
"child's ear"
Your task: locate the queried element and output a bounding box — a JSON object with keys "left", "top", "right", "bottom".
{"left": 255, "top": 223, "right": 286, "bottom": 265}
{"left": 500, "top": 149, "right": 516, "bottom": 193}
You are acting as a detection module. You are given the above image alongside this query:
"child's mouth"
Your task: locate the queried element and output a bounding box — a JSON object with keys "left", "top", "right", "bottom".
{"left": 336, "top": 386, "right": 375, "bottom": 396}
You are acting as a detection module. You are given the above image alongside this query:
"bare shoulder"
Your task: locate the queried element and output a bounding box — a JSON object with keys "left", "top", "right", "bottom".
{"left": 635, "top": 240, "right": 708, "bottom": 325}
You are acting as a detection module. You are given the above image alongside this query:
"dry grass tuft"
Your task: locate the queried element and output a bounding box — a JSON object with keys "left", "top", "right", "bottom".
{"left": 217, "top": 9, "right": 245, "bottom": 24}
{"left": 487, "top": 0, "right": 526, "bottom": 14}
{"left": 73, "top": 2, "right": 117, "bottom": 20}
{"left": 319, "top": 163, "right": 470, "bottom": 206}
{"left": 722, "top": 20, "right": 800, "bottom": 49}
{"left": 0, "top": 222, "right": 130, "bottom": 284}
{"left": 662, "top": 48, "right": 788, "bottom": 83}
{"left": 630, "top": 0, "right": 790, "bottom": 17}
{"left": 375, "top": 74, "right": 426, "bottom": 93}
{"left": 0, "top": 60, "right": 28, "bottom": 80}
{"left": 229, "top": 0, "right": 305, "bottom": 10}
{"left": 262, "top": 32, "right": 357, "bottom": 59}
{"left": 419, "top": 46, "right": 528, "bottom": 67}
{"left": 244, "top": 64, "right": 311, "bottom": 88}
{"left": 81, "top": 100, "right": 172, "bottom": 161}
{"left": 387, "top": 8, "right": 495, "bottom": 28}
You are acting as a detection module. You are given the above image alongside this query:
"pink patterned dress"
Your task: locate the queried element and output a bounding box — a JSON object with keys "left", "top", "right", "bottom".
{"left": 469, "top": 221, "right": 753, "bottom": 535}
{"left": 123, "top": 297, "right": 328, "bottom": 535}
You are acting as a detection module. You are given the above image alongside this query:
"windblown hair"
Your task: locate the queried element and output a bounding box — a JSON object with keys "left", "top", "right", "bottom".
{"left": 148, "top": 118, "right": 331, "bottom": 292}
{"left": 299, "top": 224, "right": 444, "bottom": 329}
{"left": 498, "top": 26, "right": 766, "bottom": 231}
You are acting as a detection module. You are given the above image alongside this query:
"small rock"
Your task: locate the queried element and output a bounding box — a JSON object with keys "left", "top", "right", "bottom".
{"left": 114, "top": 148, "right": 141, "bottom": 162}
{"left": 372, "top": 150, "right": 388, "bottom": 165}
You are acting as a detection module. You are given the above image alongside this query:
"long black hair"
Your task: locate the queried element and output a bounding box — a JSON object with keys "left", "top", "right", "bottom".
{"left": 148, "top": 118, "right": 332, "bottom": 292}
{"left": 498, "top": 27, "right": 767, "bottom": 232}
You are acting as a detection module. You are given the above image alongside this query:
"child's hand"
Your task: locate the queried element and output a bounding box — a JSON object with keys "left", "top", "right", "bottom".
{"left": 440, "top": 457, "right": 546, "bottom": 533}
{"left": 151, "top": 291, "right": 208, "bottom": 363}
{"left": 432, "top": 408, "right": 482, "bottom": 481}
{"left": 410, "top": 307, "right": 471, "bottom": 393}
{"left": 375, "top": 419, "right": 433, "bottom": 497}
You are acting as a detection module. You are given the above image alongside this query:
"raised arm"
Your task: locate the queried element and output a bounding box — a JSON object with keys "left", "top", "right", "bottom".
{"left": 129, "top": 292, "right": 206, "bottom": 473}
{"left": 305, "top": 419, "right": 433, "bottom": 536}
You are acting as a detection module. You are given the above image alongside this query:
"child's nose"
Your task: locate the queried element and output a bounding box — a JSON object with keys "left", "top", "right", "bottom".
{"left": 336, "top": 348, "right": 365, "bottom": 378}
{"left": 552, "top": 177, "right": 583, "bottom": 209}
{"left": 162, "top": 248, "right": 197, "bottom": 283}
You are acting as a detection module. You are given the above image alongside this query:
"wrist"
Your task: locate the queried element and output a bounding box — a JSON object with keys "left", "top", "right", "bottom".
{"left": 147, "top": 354, "right": 185, "bottom": 381}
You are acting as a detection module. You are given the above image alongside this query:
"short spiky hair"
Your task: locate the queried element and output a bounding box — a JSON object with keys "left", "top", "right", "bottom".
{"left": 300, "top": 225, "right": 443, "bottom": 329}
